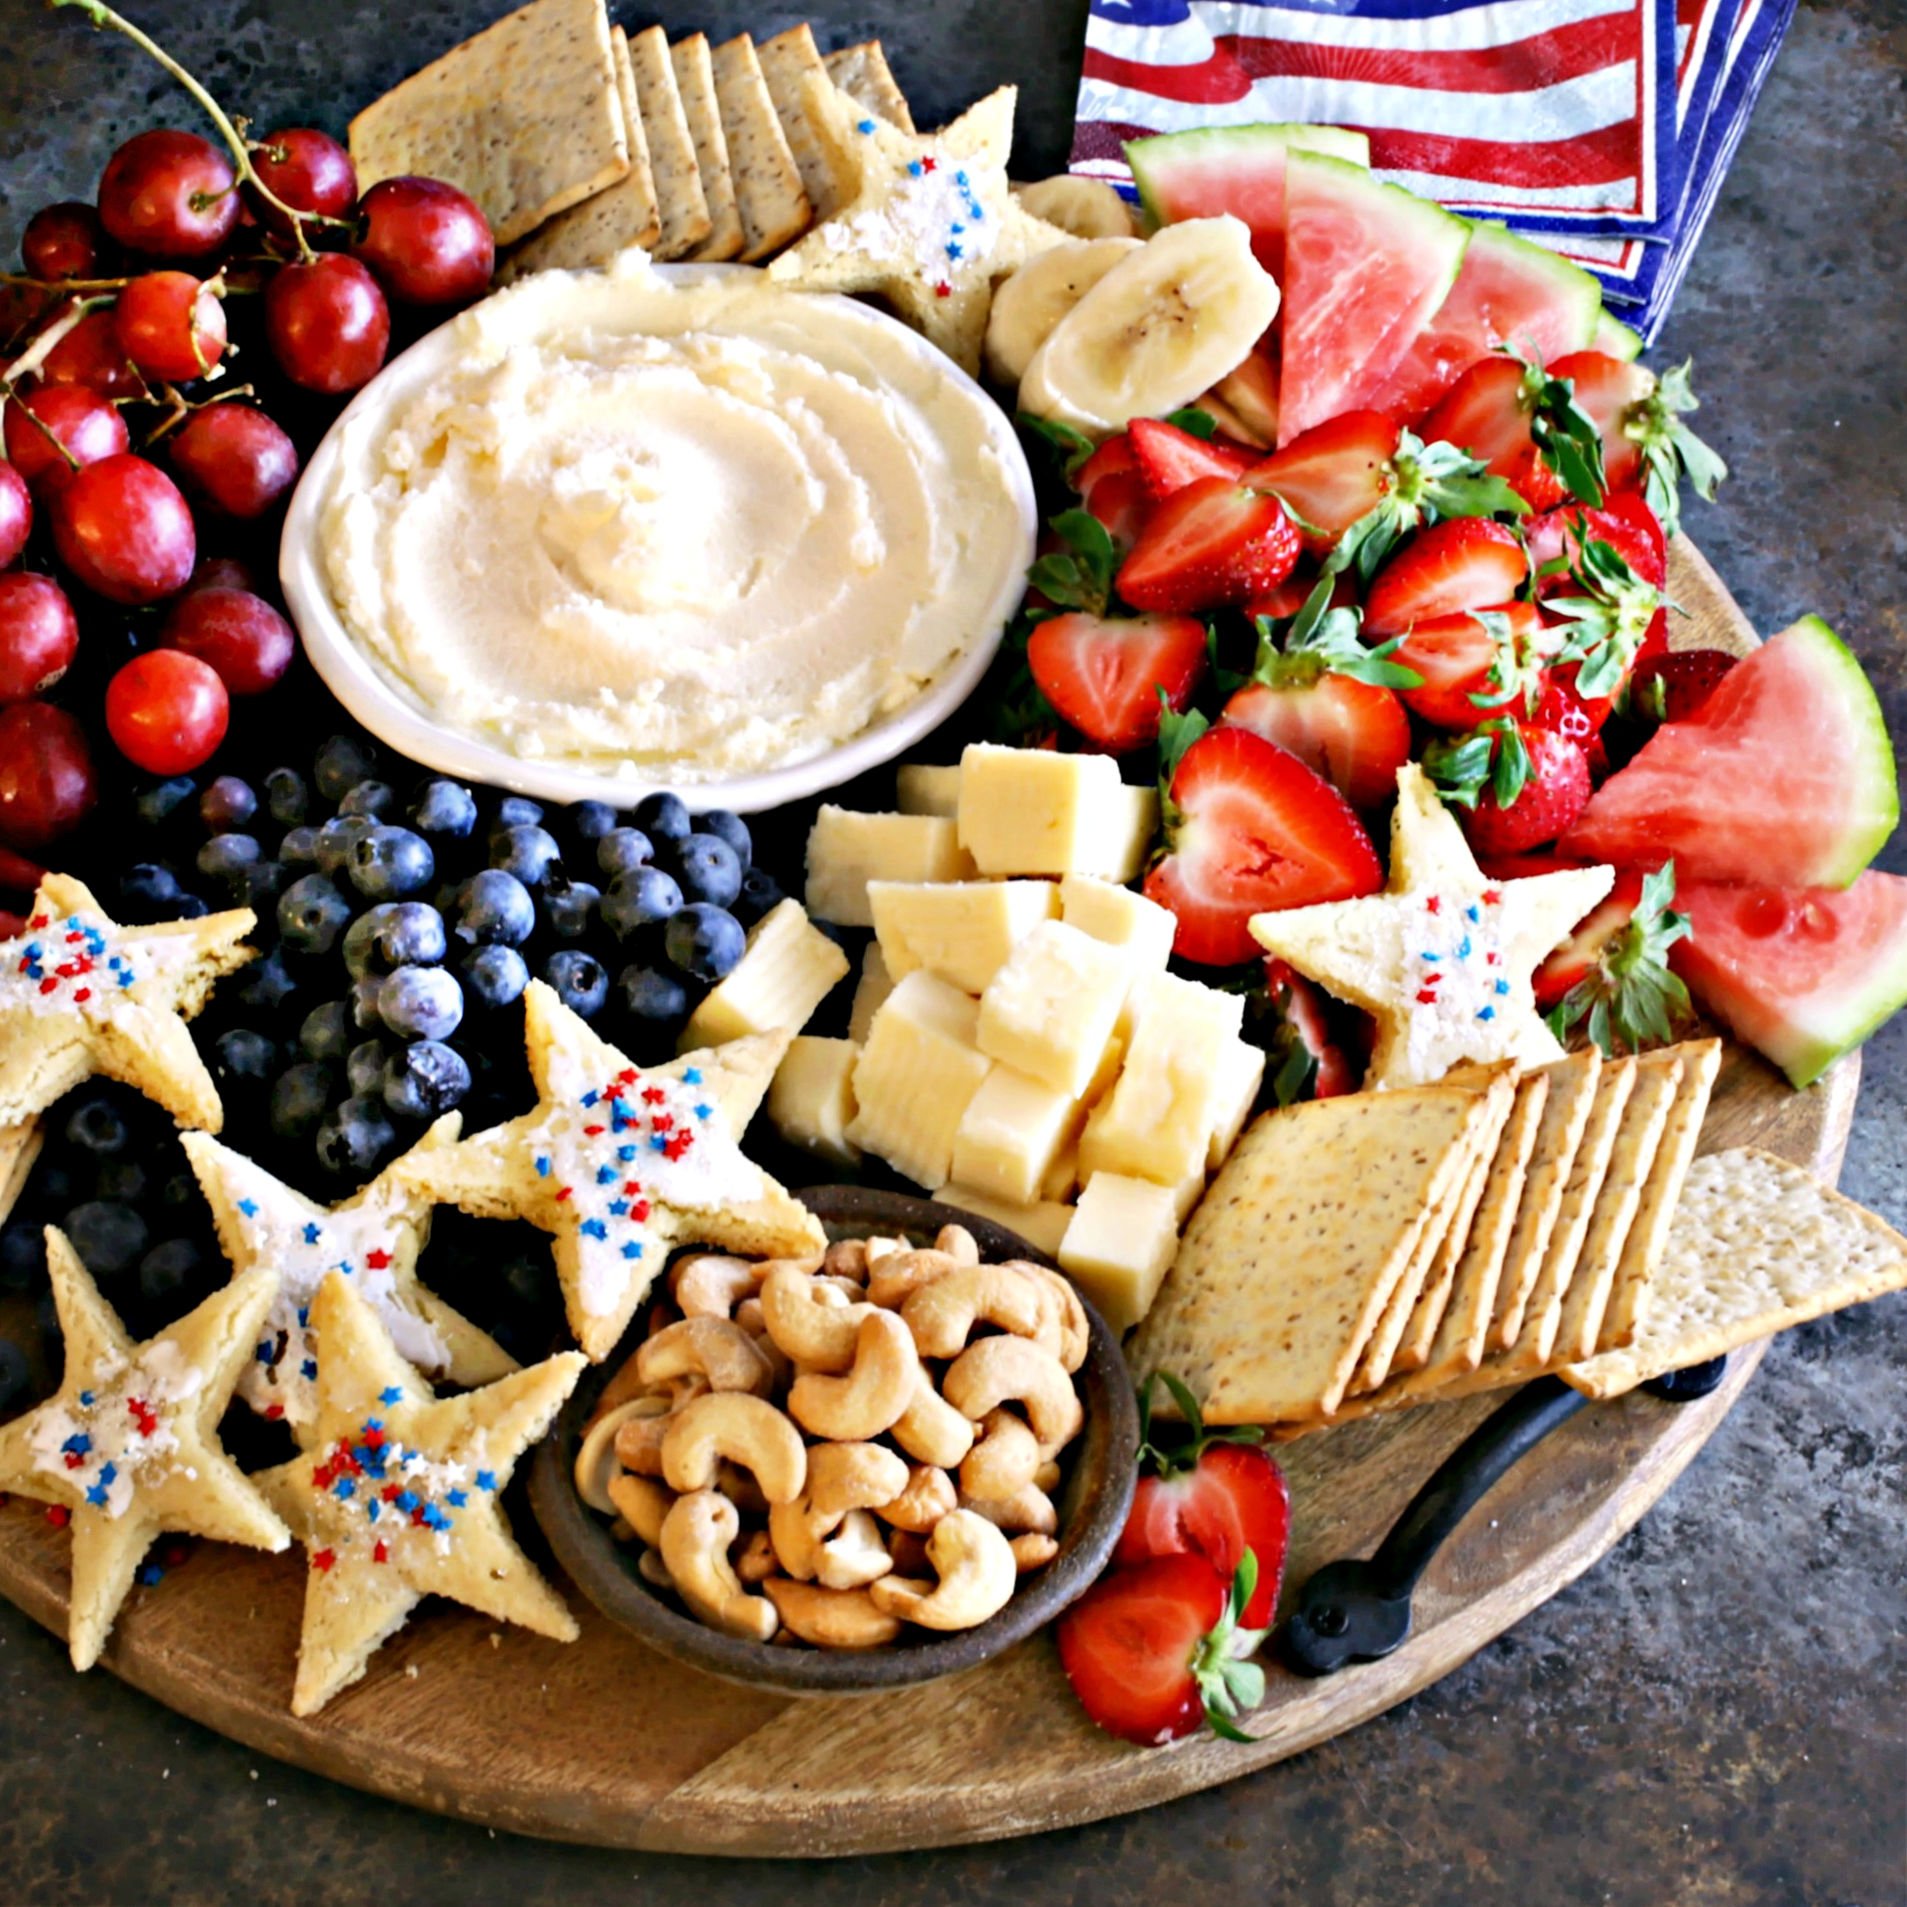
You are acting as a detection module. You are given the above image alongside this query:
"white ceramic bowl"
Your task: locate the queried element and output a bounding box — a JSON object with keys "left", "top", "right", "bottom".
{"left": 278, "top": 265, "right": 1038, "bottom": 814}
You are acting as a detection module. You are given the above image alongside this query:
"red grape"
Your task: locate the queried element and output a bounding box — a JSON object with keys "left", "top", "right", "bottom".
{"left": 184, "top": 552, "right": 259, "bottom": 596}
{"left": 106, "top": 648, "right": 228, "bottom": 774}
{"left": 167, "top": 403, "right": 298, "bottom": 519}
{"left": 2, "top": 384, "right": 130, "bottom": 495}
{"left": 0, "top": 462, "right": 30, "bottom": 567}
{"left": 22, "top": 202, "right": 104, "bottom": 281}
{"left": 0, "top": 701, "right": 97, "bottom": 849}
{"left": 97, "top": 129, "right": 240, "bottom": 261}
{"left": 353, "top": 176, "right": 494, "bottom": 307}
{"left": 0, "top": 573, "right": 80, "bottom": 701}
{"left": 114, "top": 272, "right": 226, "bottom": 382}
{"left": 39, "top": 308, "right": 148, "bottom": 401}
{"left": 50, "top": 454, "right": 196, "bottom": 605}
{"left": 249, "top": 128, "right": 357, "bottom": 235}
{"left": 264, "top": 253, "right": 390, "bottom": 393}
{"left": 159, "top": 585, "right": 293, "bottom": 695}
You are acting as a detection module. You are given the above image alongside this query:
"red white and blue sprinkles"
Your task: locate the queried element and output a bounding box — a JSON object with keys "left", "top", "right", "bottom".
{"left": 1, "top": 911, "right": 153, "bottom": 1014}
{"left": 1412, "top": 889, "right": 1512, "bottom": 1024}
{"left": 305, "top": 1406, "right": 500, "bottom": 1571}
{"left": 830, "top": 120, "right": 997, "bottom": 298}
{"left": 26, "top": 1344, "right": 202, "bottom": 1518}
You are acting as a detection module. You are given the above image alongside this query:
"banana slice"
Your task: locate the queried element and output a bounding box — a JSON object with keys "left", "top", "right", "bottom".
{"left": 983, "top": 236, "right": 1141, "bottom": 388}
{"left": 1208, "top": 350, "right": 1280, "bottom": 447}
{"left": 1012, "top": 175, "right": 1140, "bottom": 241}
{"left": 1194, "top": 389, "right": 1273, "bottom": 452}
{"left": 1017, "top": 216, "right": 1281, "bottom": 437}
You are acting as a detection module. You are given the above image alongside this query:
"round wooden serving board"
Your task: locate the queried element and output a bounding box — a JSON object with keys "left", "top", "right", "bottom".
{"left": 0, "top": 543, "right": 1865, "bottom": 1856}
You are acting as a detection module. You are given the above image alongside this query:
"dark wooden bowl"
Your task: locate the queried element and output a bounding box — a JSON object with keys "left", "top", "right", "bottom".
{"left": 529, "top": 1187, "right": 1138, "bottom": 1696}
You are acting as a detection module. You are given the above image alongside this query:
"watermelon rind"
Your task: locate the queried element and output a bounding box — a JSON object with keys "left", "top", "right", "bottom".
{"left": 1782, "top": 616, "right": 1900, "bottom": 884}
{"left": 1126, "top": 123, "right": 1370, "bottom": 232}
{"left": 1593, "top": 311, "right": 1643, "bottom": 361}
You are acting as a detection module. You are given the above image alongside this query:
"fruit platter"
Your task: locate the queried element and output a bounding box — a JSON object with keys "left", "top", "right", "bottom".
{"left": 0, "top": 0, "right": 1903, "bottom": 1859}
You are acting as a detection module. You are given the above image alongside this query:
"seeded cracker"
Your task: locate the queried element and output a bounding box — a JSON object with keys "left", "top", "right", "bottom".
{"left": 709, "top": 34, "right": 812, "bottom": 261}
{"left": 758, "top": 24, "right": 856, "bottom": 218}
{"left": 348, "top": 0, "right": 627, "bottom": 249}
{"left": 626, "top": 24, "right": 712, "bottom": 259}
{"left": 671, "top": 33, "right": 745, "bottom": 263}
{"left": 825, "top": 39, "right": 917, "bottom": 133}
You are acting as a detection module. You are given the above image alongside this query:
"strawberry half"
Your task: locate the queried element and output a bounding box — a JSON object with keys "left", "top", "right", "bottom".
{"left": 1118, "top": 476, "right": 1301, "bottom": 613}
{"left": 1538, "top": 860, "right": 1694, "bottom": 1052}
{"left": 1421, "top": 351, "right": 1612, "bottom": 513}
{"left": 1028, "top": 609, "right": 1208, "bottom": 754}
{"left": 1264, "top": 956, "right": 1359, "bottom": 1099}
{"left": 1127, "top": 416, "right": 1261, "bottom": 500}
{"left": 1246, "top": 409, "right": 1399, "bottom": 551}
{"left": 1144, "top": 721, "right": 1383, "bottom": 965}
{"left": 1426, "top": 717, "right": 1591, "bottom": 858}
{"left": 1363, "top": 516, "right": 1530, "bottom": 637}
{"left": 1392, "top": 600, "right": 1551, "bottom": 731}
{"left": 1627, "top": 647, "right": 1738, "bottom": 724}
{"left": 1532, "top": 866, "right": 1647, "bottom": 1008}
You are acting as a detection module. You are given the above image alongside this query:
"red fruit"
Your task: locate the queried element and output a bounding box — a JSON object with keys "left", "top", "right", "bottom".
{"left": 1246, "top": 410, "right": 1401, "bottom": 552}
{"left": 1420, "top": 357, "right": 1537, "bottom": 469}
{"left": 1056, "top": 1552, "right": 1265, "bottom": 1747}
{"left": 248, "top": 127, "right": 358, "bottom": 235}
{"left": 1119, "top": 477, "right": 1300, "bottom": 613}
{"left": 1028, "top": 609, "right": 1207, "bottom": 753}
{"left": 1627, "top": 647, "right": 1737, "bottom": 725}
{"left": 1548, "top": 351, "right": 1656, "bottom": 493}
{"left": 105, "top": 648, "right": 229, "bottom": 774}
{"left": 265, "top": 254, "right": 391, "bottom": 394}
{"left": 167, "top": 404, "right": 300, "bottom": 519}
{"left": 1144, "top": 725, "right": 1383, "bottom": 965}
{"left": 1075, "top": 432, "right": 1136, "bottom": 495}
{"left": 1126, "top": 417, "right": 1259, "bottom": 500}
{"left": 1083, "top": 467, "right": 1153, "bottom": 550}
{"left": 184, "top": 552, "right": 261, "bottom": 596}
{"left": 114, "top": 272, "right": 226, "bottom": 382}
{"left": 1265, "top": 956, "right": 1358, "bottom": 1098}
{"left": 3, "top": 384, "right": 130, "bottom": 495}
{"left": 50, "top": 454, "right": 196, "bottom": 605}
{"left": 1454, "top": 723, "right": 1592, "bottom": 858}
{"left": 1527, "top": 500, "right": 1664, "bottom": 592}
{"left": 1531, "top": 868, "right": 1647, "bottom": 1008}
{"left": 0, "top": 461, "right": 30, "bottom": 567}
{"left": 1363, "top": 517, "right": 1528, "bottom": 637}
{"left": 22, "top": 202, "right": 104, "bottom": 281}
{"left": 1392, "top": 599, "right": 1548, "bottom": 731}
{"left": 159, "top": 586, "right": 295, "bottom": 695}
{"left": 39, "top": 308, "right": 147, "bottom": 401}
{"left": 0, "top": 573, "right": 80, "bottom": 701}
{"left": 1223, "top": 674, "right": 1411, "bottom": 811}
{"left": 353, "top": 177, "right": 495, "bottom": 307}
{"left": 97, "top": 130, "right": 240, "bottom": 261}
{"left": 0, "top": 701, "right": 97, "bottom": 850}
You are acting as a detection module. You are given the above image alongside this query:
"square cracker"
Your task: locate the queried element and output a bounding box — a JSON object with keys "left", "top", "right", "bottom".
{"left": 710, "top": 34, "right": 812, "bottom": 261}
{"left": 1563, "top": 1148, "right": 1907, "bottom": 1399}
{"left": 1129, "top": 1083, "right": 1488, "bottom": 1425}
{"left": 758, "top": 24, "right": 856, "bottom": 218}
{"left": 671, "top": 34, "right": 745, "bottom": 262}
{"left": 499, "top": 27, "right": 660, "bottom": 282}
{"left": 625, "top": 25, "right": 712, "bottom": 261}
{"left": 825, "top": 40, "right": 916, "bottom": 133}
{"left": 349, "top": 0, "right": 627, "bottom": 248}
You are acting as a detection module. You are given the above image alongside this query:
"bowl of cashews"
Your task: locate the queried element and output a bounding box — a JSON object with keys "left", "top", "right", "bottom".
{"left": 529, "top": 1188, "right": 1140, "bottom": 1694}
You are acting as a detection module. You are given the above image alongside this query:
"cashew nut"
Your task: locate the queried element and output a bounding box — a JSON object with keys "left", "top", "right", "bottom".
{"left": 636, "top": 1316, "right": 775, "bottom": 1395}
{"left": 936, "top": 1223, "right": 981, "bottom": 1264}
{"left": 671, "top": 1252, "right": 767, "bottom": 1320}
{"left": 576, "top": 1398, "right": 668, "bottom": 1512}
{"left": 590, "top": 1347, "right": 660, "bottom": 1425}
{"left": 611, "top": 1394, "right": 677, "bottom": 1477}
{"left": 959, "top": 1408, "right": 1042, "bottom": 1503}
{"left": 878, "top": 1463, "right": 959, "bottom": 1533}
{"left": 764, "top": 1577, "right": 903, "bottom": 1650}
{"left": 717, "top": 1458, "right": 770, "bottom": 1519}
{"left": 823, "top": 1237, "right": 869, "bottom": 1282}
{"left": 659, "top": 1491, "right": 778, "bottom": 1641}
{"left": 734, "top": 1528, "right": 778, "bottom": 1585}
{"left": 965, "top": 1481, "right": 1058, "bottom": 1536}
{"left": 1010, "top": 1532, "right": 1059, "bottom": 1572}
{"left": 637, "top": 1546, "right": 674, "bottom": 1591}
{"left": 863, "top": 1234, "right": 908, "bottom": 1266}
{"left": 760, "top": 1263, "right": 874, "bottom": 1372}
{"left": 1020, "top": 1263, "right": 1090, "bottom": 1373}
{"left": 806, "top": 1441, "right": 911, "bottom": 1517}
{"left": 942, "top": 1336, "right": 1083, "bottom": 1450}
{"left": 866, "top": 1246, "right": 961, "bottom": 1310}
{"left": 900, "top": 1262, "right": 1045, "bottom": 1357}
{"left": 606, "top": 1470, "right": 674, "bottom": 1546}
{"left": 787, "top": 1310, "right": 920, "bottom": 1442}
{"left": 734, "top": 1295, "right": 767, "bottom": 1336}
{"left": 867, "top": 1510, "right": 1017, "bottom": 1631}
{"left": 890, "top": 1373, "right": 976, "bottom": 1468}
{"left": 661, "top": 1392, "right": 808, "bottom": 1504}
{"left": 815, "top": 1509, "right": 892, "bottom": 1590}
{"left": 1033, "top": 1459, "right": 1063, "bottom": 1493}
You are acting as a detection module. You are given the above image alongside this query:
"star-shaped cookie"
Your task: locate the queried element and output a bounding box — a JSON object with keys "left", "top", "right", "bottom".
{"left": 397, "top": 980, "right": 824, "bottom": 1362}
{"left": 767, "top": 78, "right": 1070, "bottom": 372}
{"left": 0, "top": 1229, "right": 290, "bottom": 1669}
{"left": 1251, "top": 765, "right": 1616, "bottom": 1089}
{"left": 183, "top": 1117, "right": 516, "bottom": 1441}
{"left": 255, "top": 1270, "right": 584, "bottom": 1716}
{"left": 0, "top": 873, "right": 254, "bottom": 1132}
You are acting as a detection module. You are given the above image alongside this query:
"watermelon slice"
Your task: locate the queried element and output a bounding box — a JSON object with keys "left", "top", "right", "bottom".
{"left": 1562, "top": 616, "right": 1899, "bottom": 888}
{"left": 1366, "top": 220, "right": 1603, "bottom": 422}
{"left": 1277, "top": 154, "right": 1469, "bottom": 447}
{"left": 1125, "top": 123, "right": 1369, "bottom": 282}
{"left": 1593, "top": 311, "right": 1643, "bottom": 361}
{"left": 1672, "top": 871, "right": 1907, "bottom": 1087}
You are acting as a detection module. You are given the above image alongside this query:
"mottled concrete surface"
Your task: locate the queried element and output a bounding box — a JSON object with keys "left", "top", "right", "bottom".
{"left": 0, "top": 1, "right": 1903, "bottom": 1901}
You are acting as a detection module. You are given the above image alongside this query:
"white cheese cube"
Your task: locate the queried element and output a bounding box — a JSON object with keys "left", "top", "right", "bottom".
{"left": 1077, "top": 783, "right": 1161, "bottom": 883}
{"left": 936, "top": 1185, "right": 1075, "bottom": 1259}
{"left": 768, "top": 1037, "right": 863, "bottom": 1169}
{"left": 846, "top": 972, "right": 993, "bottom": 1189}
{"left": 1059, "top": 1173, "right": 1181, "bottom": 1333}
{"left": 679, "top": 899, "right": 849, "bottom": 1051}
{"left": 949, "top": 1063, "right": 1085, "bottom": 1207}
{"left": 847, "top": 943, "right": 896, "bottom": 1045}
{"left": 1060, "top": 876, "right": 1177, "bottom": 972}
{"left": 868, "top": 879, "right": 1059, "bottom": 994}
{"left": 956, "top": 745, "right": 1122, "bottom": 877}
{"left": 805, "top": 807, "right": 974, "bottom": 927}
{"left": 976, "top": 920, "right": 1132, "bottom": 1098}
{"left": 1041, "top": 1135, "right": 1080, "bottom": 1202}
{"left": 1168, "top": 1163, "right": 1208, "bottom": 1224}
{"left": 1207, "top": 1038, "right": 1268, "bottom": 1172}
{"left": 896, "top": 763, "right": 963, "bottom": 818}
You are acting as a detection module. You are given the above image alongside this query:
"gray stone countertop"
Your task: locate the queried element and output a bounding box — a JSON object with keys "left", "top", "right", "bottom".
{"left": 0, "top": 2, "right": 1901, "bottom": 1901}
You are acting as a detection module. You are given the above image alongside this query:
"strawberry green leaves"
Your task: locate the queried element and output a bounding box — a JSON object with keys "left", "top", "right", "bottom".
{"left": 1135, "top": 1370, "right": 1267, "bottom": 1479}
{"left": 1424, "top": 715, "right": 1534, "bottom": 812}
{"left": 1249, "top": 575, "right": 1423, "bottom": 693}
{"left": 1162, "top": 406, "right": 1219, "bottom": 440}
{"left": 1323, "top": 428, "right": 1528, "bottom": 586}
{"left": 1189, "top": 1551, "right": 1270, "bottom": 1744}
{"left": 1154, "top": 695, "right": 1210, "bottom": 837}
{"left": 1626, "top": 360, "right": 1727, "bottom": 538}
{"left": 1546, "top": 861, "right": 1693, "bottom": 1054}
{"left": 1545, "top": 530, "right": 1667, "bottom": 701}
{"left": 1027, "top": 508, "right": 1118, "bottom": 618}
{"left": 1020, "top": 413, "right": 1097, "bottom": 483}
{"left": 1525, "top": 357, "right": 1609, "bottom": 507}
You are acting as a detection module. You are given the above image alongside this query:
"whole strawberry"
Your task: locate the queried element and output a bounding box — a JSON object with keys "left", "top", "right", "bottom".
{"left": 1426, "top": 717, "right": 1591, "bottom": 857}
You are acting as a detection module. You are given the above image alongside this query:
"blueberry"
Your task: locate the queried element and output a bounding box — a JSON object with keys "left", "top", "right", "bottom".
{"left": 633, "top": 791, "right": 692, "bottom": 847}
{"left": 237, "top": 948, "right": 300, "bottom": 1014}
{"left": 215, "top": 1027, "right": 278, "bottom": 1088}
{"left": 343, "top": 906, "right": 395, "bottom": 980}
{"left": 65, "top": 1098, "right": 128, "bottom": 1155}
{"left": 454, "top": 869, "right": 536, "bottom": 947}
{"left": 197, "top": 832, "right": 261, "bottom": 893}
{"left": 139, "top": 1238, "right": 203, "bottom": 1309}
{"left": 494, "top": 794, "right": 545, "bottom": 830}
{"left": 278, "top": 873, "right": 352, "bottom": 955}
{"left": 375, "top": 900, "right": 446, "bottom": 968}
{"left": 199, "top": 775, "right": 257, "bottom": 833}
{"left": 346, "top": 1038, "right": 390, "bottom": 1099}
{"left": 381, "top": 1040, "right": 471, "bottom": 1121}
{"left": 64, "top": 1200, "right": 148, "bottom": 1276}
{"left": 0, "top": 1339, "right": 26, "bottom": 1415}
{"left": 170, "top": 893, "right": 210, "bottom": 921}
{"left": 490, "top": 822, "right": 562, "bottom": 888}
{"left": 350, "top": 974, "right": 385, "bottom": 1029}
{"left": 279, "top": 825, "right": 320, "bottom": 868}
{"left": 135, "top": 776, "right": 197, "bottom": 830}
{"left": 544, "top": 875, "right": 600, "bottom": 940}
{"left": 265, "top": 766, "right": 310, "bottom": 826}
{"left": 602, "top": 865, "right": 683, "bottom": 940}
{"left": 347, "top": 825, "right": 435, "bottom": 901}
{"left": 314, "top": 733, "right": 378, "bottom": 802}
{"left": 118, "top": 862, "right": 185, "bottom": 921}
{"left": 665, "top": 903, "right": 745, "bottom": 983}
{"left": 299, "top": 999, "right": 351, "bottom": 1062}
{"left": 697, "top": 809, "right": 751, "bottom": 869}
{"left": 410, "top": 778, "right": 477, "bottom": 839}
{"left": 93, "top": 1159, "right": 147, "bottom": 1204}
{"left": 568, "top": 800, "right": 617, "bottom": 846}
{"left": 315, "top": 1093, "right": 396, "bottom": 1178}
{"left": 379, "top": 965, "right": 464, "bottom": 1041}
{"left": 1, "top": 1223, "right": 46, "bottom": 1291}
{"left": 617, "top": 963, "right": 688, "bottom": 1027}
{"left": 461, "top": 943, "right": 529, "bottom": 1010}
{"left": 270, "top": 1061, "right": 335, "bottom": 1140}
{"left": 36, "top": 1289, "right": 60, "bottom": 1359}
{"left": 596, "top": 826, "right": 653, "bottom": 878}
{"left": 670, "top": 833, "right": 742, "bottom": 908}
{"left": 161, "top": 1171, "right": 199, "bottom": 1215}
{"left": 241, "top": 859, "right": 289, "bottom": 910}
{"left": 542, "top": 949, "right": 608, "bottom": 1019}
{"left": 314, "top": 813, "right": 377, "bottom": 877}
{"left": 734, "top": 864, "right": 784, "bottom": 928}
{"left": 337, "top": 779, "right": 395, "bottom": 819}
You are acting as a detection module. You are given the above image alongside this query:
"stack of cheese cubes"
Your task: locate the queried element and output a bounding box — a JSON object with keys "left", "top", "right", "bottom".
{"left": 774, "top": 744, "right": 1267, "bottom": 1334}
